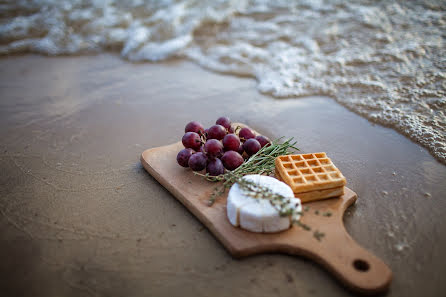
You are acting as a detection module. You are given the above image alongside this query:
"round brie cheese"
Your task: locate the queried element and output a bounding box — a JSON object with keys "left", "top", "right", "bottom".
{"left": 227, "top": 175, "right": 302, "bottom": 233}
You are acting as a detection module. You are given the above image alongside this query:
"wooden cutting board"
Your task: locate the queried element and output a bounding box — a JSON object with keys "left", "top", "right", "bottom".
{"left": 140, "top": 142, "right": 392, "bottom": 294}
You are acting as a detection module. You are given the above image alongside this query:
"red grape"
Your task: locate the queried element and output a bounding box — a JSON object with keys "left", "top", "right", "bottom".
{"left": 185, "top": 121, "right": 204, "bottom": 134}
{"left": 255, "top": 135, "right": 271, "bottom": 148}
{"left": 221, "top": 151, "right": 244, "bottom": 170}
{"left": 182, "top": 132, "right": 202, "bottom": 151}
{"left": 239, "top": 127, "right": 255, "bottom": 140}
{"left": 237, "top": 144, "right": 244, "bottom": 156}
{"left": 188, "top": 152, "right": 207, "bottom": 171}
{"left": 207, "top": 158, "right": 225, "bottom": 176}
{"left": 216, "top": 117, "right": 231, "bottom": 130}
{"left": 228, "top": 126, "right": 235, "bottom": 134}
{"left": 207, "top": 124, "right": 227, "bottom": 140}
{"left": 176, "top": 148, "right": 194, "bottom": 167}
{"left": 243, "top": 138, "right": 261, "bottom": 156}
{"left": 204, "top": 139, "right": 223, "bottom": 158}
{"left": 222, "top": 134, "right": 240, "bottom": 152}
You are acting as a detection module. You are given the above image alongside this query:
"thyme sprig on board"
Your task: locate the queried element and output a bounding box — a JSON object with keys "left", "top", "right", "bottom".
{"left": 234, "top": 177, "right": 327, "bottom": 241}
{"left": 194, "top": 136, "right": 330, "bottom": 241}
{"left": 194, "top": 137, "right": 298, "bottom": 205}
{"left": 237, "top": 177, "right": 302, "bottom": 223}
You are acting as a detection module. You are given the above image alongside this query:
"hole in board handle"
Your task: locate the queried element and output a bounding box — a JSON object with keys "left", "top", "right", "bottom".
{"left": 353, "top": 259, "right": 370, "bottom": 272}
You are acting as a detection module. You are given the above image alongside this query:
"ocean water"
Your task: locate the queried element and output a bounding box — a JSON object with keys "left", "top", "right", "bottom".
{"left": 1, "top": 0, "right": 445, "bottom": 163}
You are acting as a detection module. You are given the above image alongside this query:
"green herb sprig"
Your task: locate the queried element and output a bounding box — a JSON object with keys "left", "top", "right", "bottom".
{"left": 236, "top": 177, "right": 302, "bottom": 223}
{"left": 195, "top": 137, "right": 298, "bottom": 205}
{"left": 194, "top": 136, "right": 330, "bottom": 241}
{"left": 235, "top": 177, "right": 327, "bottom": 241}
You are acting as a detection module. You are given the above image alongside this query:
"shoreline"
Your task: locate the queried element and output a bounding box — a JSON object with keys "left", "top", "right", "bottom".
{"left": 5, "top": 50, "right": 446, "bottom": 166}
{"left": 4, "top": 50, "right": 446, "bottom": 166}
{"left": 3, "top": 51, "right": 445, "bottom": 165}
{"left": 1, "top": 54, "right": 445, "bottom": 297}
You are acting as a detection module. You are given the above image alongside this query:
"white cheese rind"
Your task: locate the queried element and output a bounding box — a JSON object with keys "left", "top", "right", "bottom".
{"left": 226, "top": 175, "right": 302, "bottom": 233}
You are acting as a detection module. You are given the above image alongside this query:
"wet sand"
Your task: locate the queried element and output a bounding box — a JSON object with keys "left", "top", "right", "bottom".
{"left": 0, "top": 54, "right": 445, "bottom": 297}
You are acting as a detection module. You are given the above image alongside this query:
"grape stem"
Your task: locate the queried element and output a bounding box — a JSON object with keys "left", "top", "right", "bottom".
{"left": 234, "top": 125, "right": 243, "bottom": 135}
{"left": 198, "top": 131, "right": 207, "bottom": 145}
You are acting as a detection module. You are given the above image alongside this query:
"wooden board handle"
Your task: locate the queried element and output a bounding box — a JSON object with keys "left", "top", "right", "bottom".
{"left": 286, "top": 225, "right": 392, "bottom": 294}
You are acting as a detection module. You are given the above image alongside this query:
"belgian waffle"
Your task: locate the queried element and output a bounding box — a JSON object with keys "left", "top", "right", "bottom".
{"left": 275, "top": 153, "right": 346, "bottom": 202}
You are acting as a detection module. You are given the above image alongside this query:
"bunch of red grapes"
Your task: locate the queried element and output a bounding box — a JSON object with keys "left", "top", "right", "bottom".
{"left": 177, "top": 117, "right": 271, "bottom": 176}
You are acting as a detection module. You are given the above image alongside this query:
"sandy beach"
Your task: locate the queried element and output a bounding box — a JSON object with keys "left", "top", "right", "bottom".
{"left": 1, "top": 54, "right": 445, "bottom": 297}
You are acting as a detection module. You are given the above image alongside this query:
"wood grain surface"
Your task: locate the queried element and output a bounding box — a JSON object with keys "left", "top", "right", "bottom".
{"left": 141, "top": 141, "right": 392, "bottom": 295}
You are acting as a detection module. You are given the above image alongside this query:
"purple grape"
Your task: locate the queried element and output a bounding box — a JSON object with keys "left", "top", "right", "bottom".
{"left": 188, "top": 152, "right": 207, "bottom": 171}
{"left": 255, "top": 135, "right": 271, "bottom": 148}
{"left": 216, "top": 116, "right": 231, "bottom": 130}
{"left": 207, "top": 158, "right": 225, "bottom": 176}
{"left": 221, "top": 151, "right": 244, "bottom": 171}
{"left": 243, "top": 138, "right": 261, "bottom": 156}
{"left": 207, "top": 124, "right": 227, "bottom": 140}
{"left": 228, "top": 126, "right": 235, "bottom": 134}
{"left": 239, "top": 127, "right": 255, "bottom": 140}
{"left": 176, "top": 148, "right": 194, "bottom": 167}
{"left": 237, "top": 144, "right": 244, "bottom": 156}
{"left": 185, "top": 121, "right": 204, "bottom": 134}
{"left": 222, "top": 134, "right": 240, "bottom": 152}
{"left": 182, "top": 132, "right": 202, "bottom": 151}
{"left": 204, "top": 139, "right": 223, "bottom": 158}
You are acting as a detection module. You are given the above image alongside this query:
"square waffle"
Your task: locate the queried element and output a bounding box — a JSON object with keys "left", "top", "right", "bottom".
{"left": 275, "top": 152, "right": 346, "bottom": 202}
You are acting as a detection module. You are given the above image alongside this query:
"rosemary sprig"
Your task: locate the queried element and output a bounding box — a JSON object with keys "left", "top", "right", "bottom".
{"left": 195, "top": 137, "right": 298, "bottom": 205}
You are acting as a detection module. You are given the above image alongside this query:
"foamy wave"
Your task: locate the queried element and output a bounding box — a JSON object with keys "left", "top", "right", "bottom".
{"left": 1, "top": 0, "right": 445, "bottom": 163}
